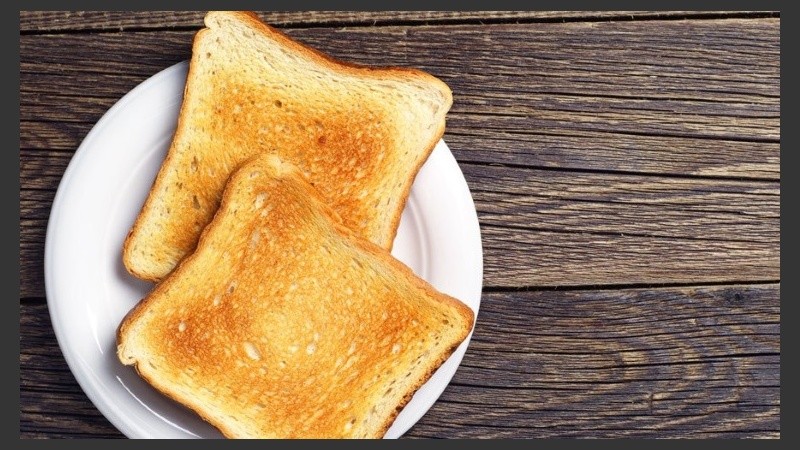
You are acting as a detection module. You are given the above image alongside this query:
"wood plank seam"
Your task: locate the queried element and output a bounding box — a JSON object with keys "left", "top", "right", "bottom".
{"left": 480, "top": 279, "right": 781, "bottom": 293}
{"left": 19, "top": 11, "right": 780, "bottom": 35}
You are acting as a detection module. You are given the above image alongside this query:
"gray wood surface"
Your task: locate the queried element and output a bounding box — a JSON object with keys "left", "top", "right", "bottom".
{"left": 19, "top": 11, "right": 773, "bottom": 31}
{"left": 19, "top": 11, "right": 780, "bottom": 439}
{"left": 21, "top": 284, "right": 780, "bottom": 438}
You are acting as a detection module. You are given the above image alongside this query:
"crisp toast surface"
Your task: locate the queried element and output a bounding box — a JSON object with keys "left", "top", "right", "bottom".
{"left": 123, "top": 11, "right": 452, "bottom": 281}
{"left": 117, "top": 154, "right": 474, "bottom": 439}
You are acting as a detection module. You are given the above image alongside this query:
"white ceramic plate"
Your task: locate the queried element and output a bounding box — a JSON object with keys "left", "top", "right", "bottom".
{"left": 44, "top": 61, "right": 483, "bottom": 439}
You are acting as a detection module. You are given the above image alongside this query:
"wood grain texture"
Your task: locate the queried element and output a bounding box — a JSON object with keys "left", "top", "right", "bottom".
{"left": 20, "top": 283, "right": 780, "bottom": 438}
{"left": 18, "top": 12, "right": 781, "bottom": 439}
{"left": 19, "top": 150, "right": 779, "bottom": 296}
{"left": 19, "top": 19, "right": 781, "bottom": 297}
{"left": 21, "top": 116, "right": 780, "bottom": 180}
{"left": 20, "top": 19, "right": 779, "bottom": 173}
{"left": 19, "top": 11, "right": 773, "bottom": 32}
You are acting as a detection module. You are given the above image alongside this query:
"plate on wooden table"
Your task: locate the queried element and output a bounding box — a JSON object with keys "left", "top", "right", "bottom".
{"left": 44, "top": 61, "right": 483, "bottom": 438}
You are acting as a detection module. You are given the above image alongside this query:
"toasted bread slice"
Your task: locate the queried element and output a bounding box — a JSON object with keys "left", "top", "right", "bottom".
{"left": 117, "top": 154, "right": 474, "bottom": 438}
{"left": 123, "top": 11, "right": 453, "bottom": 281}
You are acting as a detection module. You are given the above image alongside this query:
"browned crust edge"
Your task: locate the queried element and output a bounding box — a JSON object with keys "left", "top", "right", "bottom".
{"left": 117, "top": 154, "right": 474, "bottom": 439}
{"left": 120, "top": 24, "right": 212, "bottom": 283}
{"left": 122, "top": 10, "right": 452, "bottom": 281}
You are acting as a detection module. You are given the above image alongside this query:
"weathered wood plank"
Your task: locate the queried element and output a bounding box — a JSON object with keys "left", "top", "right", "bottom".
{"left": 483, "top": 228, "right": 776, "bottom": 288}
{"left": 465, "top": 163, "right": 779, "bottom": 287}
{"left": 18, "top": 89, "right": 779, "bottom": 142}
{"left": 19, "top": 22, "right": 780, "bottom": 95}
{"left": 20, "top": 283, "right": 780, "bottom": 438}
{"left": 20, "top": 151, "right": 782, "bottom": 236}
{"left": 19, "top": 19, "right": 780, "bottom": 180}
{"left": 471, "top": 171, "right": 781, "bottom": 245}
{"left": 19, "top": 148, "right": 779, "bottom": 296}
{"left": 20, "top": 119, "right": 780, "bottom": 181}
{"left": 19, "top": 11, "right": 771, "bottom": 32}
{"left": 444, "top": 124, "right": 779, "bottom": 180}
{"left": 410, "top": 284, "right": 780, "bottom": 437}
{"left": 20, "top": 57, "right": 779, "bottom": 104}
{"left": 21, "top": 219, "right": 47, "bottom": 299}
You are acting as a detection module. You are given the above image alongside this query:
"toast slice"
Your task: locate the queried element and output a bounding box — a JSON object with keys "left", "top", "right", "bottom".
{"left": 117, "top": 154, "right": 475, "bottom": 439}
{"left": 123, "top": 11, "right": 452, "bottom": 281}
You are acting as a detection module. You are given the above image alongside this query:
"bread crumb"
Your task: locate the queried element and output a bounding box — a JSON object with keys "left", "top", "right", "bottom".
{"left": 254, "top": 193, "right": 267, "bottom": 208}
{"left": 243, "top": 342, "right": 261, "bottom": 360}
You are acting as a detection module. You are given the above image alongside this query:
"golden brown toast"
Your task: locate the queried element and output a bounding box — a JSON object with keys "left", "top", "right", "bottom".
{"left": 116, "top": 154, "right": 474, "bottom": 438}
{"left": 123, "top": 11, "right": 453, "bottom": 281}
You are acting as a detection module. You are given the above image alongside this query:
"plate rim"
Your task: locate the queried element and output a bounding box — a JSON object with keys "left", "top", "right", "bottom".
{"left": 44, "top": 61, "right": 196, "bottom": 439}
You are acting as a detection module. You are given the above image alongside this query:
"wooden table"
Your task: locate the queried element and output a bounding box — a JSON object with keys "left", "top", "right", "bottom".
{"left": 20, "top": 11, "right": 780, "bottom": 438}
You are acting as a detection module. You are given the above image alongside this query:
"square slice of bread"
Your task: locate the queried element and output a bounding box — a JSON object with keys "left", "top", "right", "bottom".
{"left": 123, "top": 11, "right": 452, "bottom": 281}
{"left": 117, "top": 154, "right": 474, "bottom": 438}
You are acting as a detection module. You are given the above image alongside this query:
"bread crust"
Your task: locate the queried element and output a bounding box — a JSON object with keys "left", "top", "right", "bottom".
{"left": 122, "top": 10, "right": 452, "bottom": 282}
